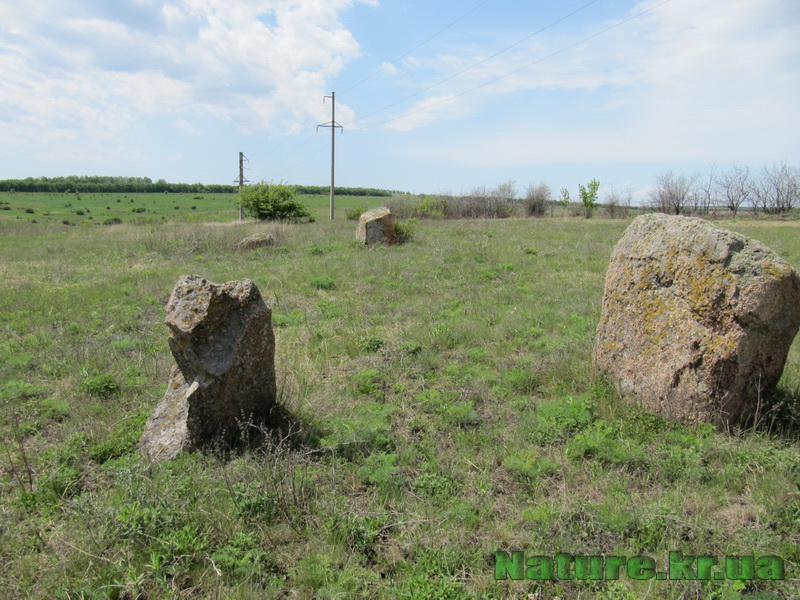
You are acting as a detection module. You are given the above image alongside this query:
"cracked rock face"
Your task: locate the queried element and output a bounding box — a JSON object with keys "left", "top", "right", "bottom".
{"left": 594, "top": 214, "right": 800, "bottom": 426}
{"left": 356, "top": 207, "right": 397, "bottom": 246}
{"left": 140, "top": 274, "right": 276, "bottom": 460}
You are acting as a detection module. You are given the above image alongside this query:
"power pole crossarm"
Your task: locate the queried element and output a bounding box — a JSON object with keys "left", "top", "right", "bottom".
{"left": 317, "top": 92, "right": 343, "bottom": 220}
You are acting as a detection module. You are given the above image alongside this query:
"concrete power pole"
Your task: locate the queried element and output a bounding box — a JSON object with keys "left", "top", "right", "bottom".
{"left": 237, "top": 152, "right": 248, "bottom": 220}
{"left": 318, "top": 92, "right": 342, "bottom": 220}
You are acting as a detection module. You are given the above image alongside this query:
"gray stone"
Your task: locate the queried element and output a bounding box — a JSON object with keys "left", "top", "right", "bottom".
{"left": 140, "top": 274, "right": 276, "bottom": 460}
{"left": 594, "top": 214, "right": 800, "bottom": 426}
{"left": 356, "top": 207, "right": 397, "bottom": 246}
{"left": 237, "top": 232, "right": 277, "bottom": 251}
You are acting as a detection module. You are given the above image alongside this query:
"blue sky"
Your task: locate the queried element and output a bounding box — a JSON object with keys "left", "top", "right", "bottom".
{"left": 1, "top": 0, "right": 798, "bottom": 201}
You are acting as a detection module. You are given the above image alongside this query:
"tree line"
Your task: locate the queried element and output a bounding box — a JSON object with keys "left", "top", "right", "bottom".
{"left": 0, "top": 176, "right": 237, "bottom": 194}
{"left": 647, "top": 162, "right": 800, "bottom": 216}
{"left": 292, "top": 185, "right": 392, "bottom": 197}
{"left": 0, "top": 176, "right": 395, "bottom": 197}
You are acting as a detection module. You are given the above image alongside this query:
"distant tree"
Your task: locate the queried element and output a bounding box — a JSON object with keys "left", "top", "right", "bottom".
{"left": 695, "top": 166, "right": 717, "bottom": 215}
{"left": 578, "top": 179, "right": 600, "bottom": 219}
{"left": 524, "top": 182, "right": 551, "bottom": 217}
{"left": 648, "top": 171, "right": 698, "bottom": 215}
{"left": 753, "top": 162, "right": 799, "bottom": 214}
{"left": 238, "top": 182, "right": 312, "bottom": 221}
{"left": 603, "top": 185, "right": 631, "bottom": 218}
{"left": 715, "top": 164, "right": 752, "bottom": 216}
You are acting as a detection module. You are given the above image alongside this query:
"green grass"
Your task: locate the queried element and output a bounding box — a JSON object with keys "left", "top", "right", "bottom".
{"left": 1, "top": 211, "right": 799, "bottom": 599}
{"left": 0, "top": 190, "right": 391, "bottom": 225}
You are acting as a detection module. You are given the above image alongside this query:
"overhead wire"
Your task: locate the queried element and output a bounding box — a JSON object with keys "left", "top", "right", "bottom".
{"left": 343, "top": 0, "right": 603, "bottom": 128}
{"left": 264, "top": 1, "right": 497, "bottom": 181}
{"left": 273, "top": 137, "right": 331, "bottom": 182}
{"left": 358, "top": 0, "right": 672, "bottom": 132}
{"left": 341, "top": 0, "right": 494, "bottom": 95}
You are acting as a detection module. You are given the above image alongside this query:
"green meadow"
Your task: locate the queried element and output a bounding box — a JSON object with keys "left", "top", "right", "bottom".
{"left": 0, "top": 190, "right": 387, "bottom": 224}
{"left": 1, "top": 200, "right": 799, "bottom": 599}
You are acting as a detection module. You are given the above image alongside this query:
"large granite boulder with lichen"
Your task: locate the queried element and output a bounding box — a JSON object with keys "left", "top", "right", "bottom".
{"left": 594, "top": 214, "right": 800, "bottom": 426}
{"left": 356, "top": 207, "right": 397, "bottom": 246}
{"left": 140, "top": 274, "right": 276, "bottom": 460}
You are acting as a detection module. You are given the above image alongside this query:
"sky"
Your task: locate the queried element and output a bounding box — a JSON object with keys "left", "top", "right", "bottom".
{"left": 1, "top": 0, "right": 799, "bottom": 201}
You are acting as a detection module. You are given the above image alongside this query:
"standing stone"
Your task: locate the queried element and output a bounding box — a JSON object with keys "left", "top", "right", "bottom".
{"left": 140, "top": 274, "right": 276, "bottom": 460}
{"left": 594, "top": 214, "right": 800, "bottom": 426}
{"left": 356, "top": 207, "right": 398, "bottom": 246}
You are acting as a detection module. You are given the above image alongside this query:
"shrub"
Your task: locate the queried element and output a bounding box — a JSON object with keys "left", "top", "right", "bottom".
{"left": 524, "top": 182, "right": 551, "bottom": 217}
{"left": 39, "top": 398, "right": 70, "bottom": 421}
{"left": 25, "top": 208, "right": 35, "bottom": 214}
{"left": 394, "top": 219, "right": 417, "bottom": 243}
{"left": 310, "top": 276, "right": 336, "bottom": 290}
{"left": 103, "top": 217, "right": 123, "bottom": 225}
{"left": 238, "top": 182, "right": 311, "bottom": 221}
{"left": 81, "top": 374, "right": 121, "bottom": 398}
{"left": 346, "top": 204, "right": 368, "bottom": 220}
{"left": 604, "top": 185, "right": 631, "bottom": 218}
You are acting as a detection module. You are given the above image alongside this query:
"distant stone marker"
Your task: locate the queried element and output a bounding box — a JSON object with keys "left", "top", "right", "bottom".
{"left": 237, "top": 232, "right": 277, "bottom": 251}
{"left": 140, "top": 274, "right": 276, "bottom": 461}
{"left": 594, "top": 214, "right": 800, "bottom": 426}
{"left": 356, "top": 207, "right": 398, "bottom": 246}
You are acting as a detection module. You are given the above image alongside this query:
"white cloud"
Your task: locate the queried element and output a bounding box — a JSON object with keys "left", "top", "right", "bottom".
{"left": 378, "top": 61, "right": 400, "bottom": 76}
{"left": 382, "top": 94, "right": 463, "bottom": 132}
{"left": 0, "top": 0, "right": 371, "bottom": 153}
{"left": 174, "top": 118, "right": 201, "bottom": 135}
{"left": 388, "top": 0, "right": 800, "bottom": 166}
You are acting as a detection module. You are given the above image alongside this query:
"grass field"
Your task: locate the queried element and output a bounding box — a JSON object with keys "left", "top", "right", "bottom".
{"left": 0, "top": 190, "right": 389, "bottom": 224}
{"left": 1, "top": 201, "right": 799, "bottom": 599}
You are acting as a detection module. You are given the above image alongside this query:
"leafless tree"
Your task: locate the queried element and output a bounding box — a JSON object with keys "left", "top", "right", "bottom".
{"left": 524, "top": 182, "right": 551, "bottom": 217}
{"left": 603, "top": 185, "right": 631, "bottom": 218}
{"left": 715, "top": 164, "right": 752, "bottom": 216}
{"left": 695, "top": 166, "right": 717, "bottom": 215}
{"left": 754, "top": 162, "right": 799, "bottom": 214}
{"left": 648, "top": 171, "right": 699, "bottom": 215}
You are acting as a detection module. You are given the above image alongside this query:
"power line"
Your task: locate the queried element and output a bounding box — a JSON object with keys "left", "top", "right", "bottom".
{"left": 273, "top": 138, "right": 331, "bottom": 181}
{"left": 267, "top": 132, "right": 319, "bottom": 173}
{"left": 263, "top": 1, "right": 496, "bottom": 184}
{"left": 341, "top": 0, "right": 494, "bottom": 95}
{"left": 342, "top": 0, "right": 603, "bottom": 128}
{"left": 360, "top": 0, "right": 672, "bottom": 132}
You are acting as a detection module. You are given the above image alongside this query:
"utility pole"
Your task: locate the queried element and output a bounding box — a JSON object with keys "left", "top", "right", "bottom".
{"left": 317, "top": 92, "right": 342, "bottom": 220}
{"left": 237, "top": 152, "right": 248, "bottom": 220}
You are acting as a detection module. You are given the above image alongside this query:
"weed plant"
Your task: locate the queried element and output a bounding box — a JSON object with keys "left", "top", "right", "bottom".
{"left": 0, "top": 216, "right": 799, "bottom": 598}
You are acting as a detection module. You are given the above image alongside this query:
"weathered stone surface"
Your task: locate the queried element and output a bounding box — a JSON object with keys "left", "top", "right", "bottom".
{"left": 140, "top": 274, "right": 276, "bottom": 460}
{"left": 356, "top": 207, "right": 397, "bottom": 246}
{"left": 594, "top": 214, "right": 800, "bottom": 426}
{"left": 237, "top": 232, "right": 277, "bottom": 251}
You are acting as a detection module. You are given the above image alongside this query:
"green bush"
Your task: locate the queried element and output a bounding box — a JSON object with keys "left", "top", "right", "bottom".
{"left": 346, "top": 204, "right": 368, "bottom": 220}
{"left": 310, "top": 276, "right": 336, "bottom": 290}
{"left": 238, "top": 182, "right": 312, "bottom": 221}
{"left": 394, "top": 219, "right": 417, "bottom": 243}
{"left": 81, "top": 374, "right": 120, "bottom": 398}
